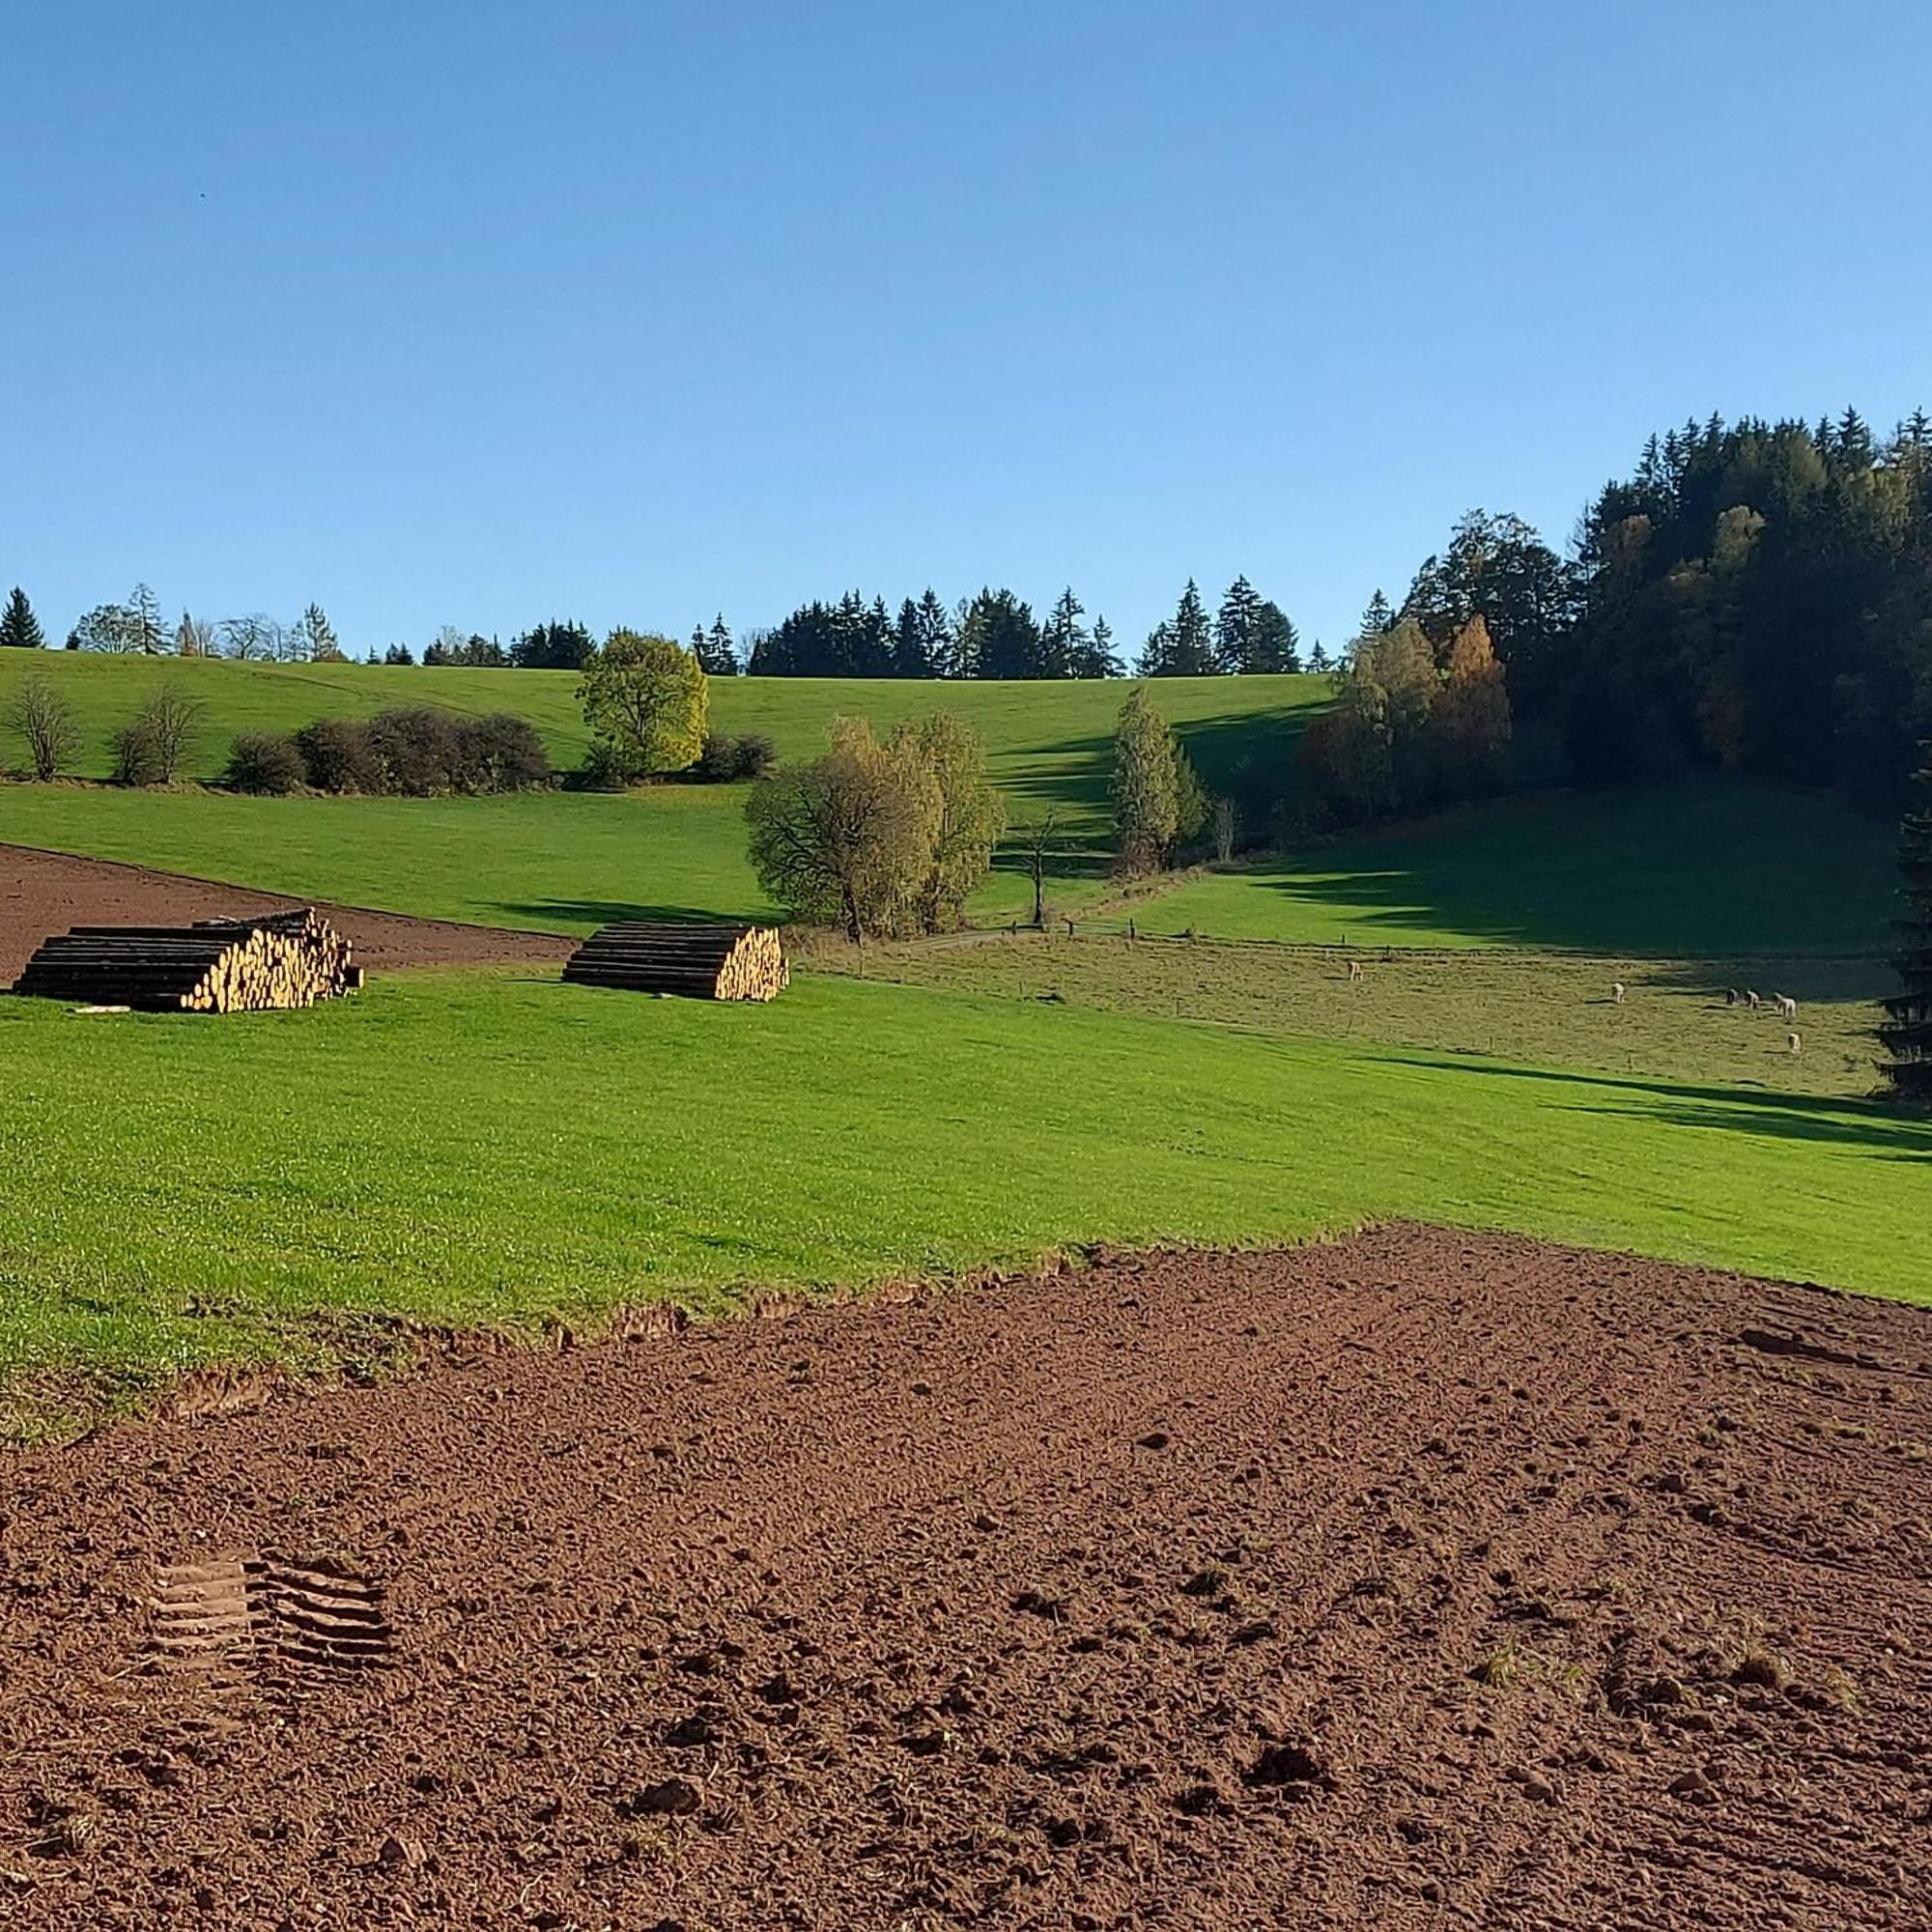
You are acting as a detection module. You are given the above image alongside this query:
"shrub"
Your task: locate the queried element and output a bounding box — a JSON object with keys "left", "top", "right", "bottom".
{"left": 296, "top": 717, "right": 385, "bottom": 793}
{"left": 366, "top": 707, "right": 462, "bottom": 795}
{"left": 227, "top": 729, "right": 306, "bottom": 795}
{"left": 452, "top": 713, "right": 553, "bottom": 793}
{"left": 111, "top": 719, "right": 164, "bottom": 786}
{"left": 728, "top": 731, "right": 777, "bottom": 780}
{"left": 694, "top": 730, "right": 780, "bottom": 782}
{"left": 6, "top": 673, "right": 78, "bottom": 781}
{"left": 112, "top": 685, "right": 204, "bottom": 786}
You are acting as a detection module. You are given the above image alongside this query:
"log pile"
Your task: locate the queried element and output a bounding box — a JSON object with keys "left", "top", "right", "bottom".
{"left": 562, "top": 922, "right": 789, "bottom": 1001}
{"left": 13, "top": 910, "right": 361, "bottom": 1012}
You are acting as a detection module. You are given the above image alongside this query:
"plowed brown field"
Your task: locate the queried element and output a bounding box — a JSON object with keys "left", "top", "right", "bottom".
{"left": 0, "top": 842, "right": 572, "bottom": 980}
{"left": 3, "top": 1229, "right": 1929, "bottom": 1929}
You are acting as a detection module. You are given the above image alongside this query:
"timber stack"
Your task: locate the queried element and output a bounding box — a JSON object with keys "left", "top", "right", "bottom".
{"left": 12, "top": 910, "right": 361, "bottom": 1012}
{"left": 562, "top": 922, "right": 789, "bottom": 1001}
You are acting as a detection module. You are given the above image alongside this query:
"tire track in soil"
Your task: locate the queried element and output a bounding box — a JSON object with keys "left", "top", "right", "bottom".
{"left": 0, "top": 1227, "right": 1928, "bottom": 1929}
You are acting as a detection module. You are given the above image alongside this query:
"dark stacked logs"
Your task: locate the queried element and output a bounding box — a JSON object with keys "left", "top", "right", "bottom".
{"left": 562, "top": 922, "right": 788, "bottom": 1001}
{"left": 13, "top": 910, "right": 360, "bottom": 1012}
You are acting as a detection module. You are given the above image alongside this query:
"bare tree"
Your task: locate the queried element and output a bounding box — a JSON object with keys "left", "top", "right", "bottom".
{"left": 1020, "top": 810, "right": 1060, "bottom": 927}
{"left": 114, "top": 684, "right": 205, "bottom": 785}
{"left": 6, "top": 674, "right": 79, "bottom": 781}
{"left": 1212, "top": 796, "right": 1239, "bottom": 864}
{"left": 220, "top": 613, "right": 276, "bottom": 661}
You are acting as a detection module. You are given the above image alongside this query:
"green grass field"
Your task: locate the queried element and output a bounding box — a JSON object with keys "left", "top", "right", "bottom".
{"left": 1111, "top": 782, "right": 1896, "bottom": 956}
{"left": 831, "top": 933, "right": 1888, "bottom": 1098}
{"left": 2, "top": 968, "right": 1924, "bottom": 1421}
{"left": 0, "top": 654, "right": 1916, "bottom": 1420}
{"left": 0, "top": 651, "right": 1323, "bottom": 826}
{"left": 0, "top": 654, "right": 1324, "bottom": 925}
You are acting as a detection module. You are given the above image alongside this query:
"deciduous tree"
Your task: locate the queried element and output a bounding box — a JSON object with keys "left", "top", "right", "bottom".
{"left": 579, "top": 630, "right": 708, "bottom": 781}
{"left": 1112, "top": 687, "right": 1180, "bottom": 872}
{"left": 745, "top": 717, "right": 941, "bottom": 939}
{"left": 893, "top": 711, "right": 1006, "bottom": 930}
{"left": 5, "top": 673, "right": 77, "bottom": 779}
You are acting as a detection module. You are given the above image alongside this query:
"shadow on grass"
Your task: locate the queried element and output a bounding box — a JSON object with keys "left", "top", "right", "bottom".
{"left": 493, "top": 899, "right": 759, "bottom": 927}
{"left": 1163, "top": 780, "right": 1893, "bottom": 960}
{"left": 1381, "top": 1055, "right": 1926, "bottom": 1159}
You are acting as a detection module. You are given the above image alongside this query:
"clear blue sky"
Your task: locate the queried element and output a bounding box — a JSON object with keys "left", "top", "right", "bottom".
{"left": 3, "top": 2, "right": 1926, "bottom": 660}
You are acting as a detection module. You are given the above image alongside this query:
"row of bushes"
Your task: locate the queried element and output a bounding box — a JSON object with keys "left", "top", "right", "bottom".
{"left": 229, "top": 709, "right": 554, "bottom": 796}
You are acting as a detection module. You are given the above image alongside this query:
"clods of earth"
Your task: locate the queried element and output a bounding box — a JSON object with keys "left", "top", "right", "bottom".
{"left": 2, "top": 1228, "right": 1930, "bottom": 1928}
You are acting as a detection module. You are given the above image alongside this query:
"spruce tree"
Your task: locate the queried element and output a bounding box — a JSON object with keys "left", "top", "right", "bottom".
{"left": 1167, "top": 579, "right": 1217, "bottom": 674}
{"left": 1213, "top": 576, "right": 1264, "bottom": 672}
{"left": 707, "top": 614, "right": 738, "bottom": 676}
{"left": 1039, "top": 587, "right": 1089, "bottom": 679}
{"left": 1358, "top": 589, "right": 1395, "bottom": 638}
{"left": 128, "top": 582, "right": 166, "bottom": 654}
{"left": 1084, "top": 615, "right": 1121, "bottom": 678}
{"left": 893, "top": 598, "right": 933, "bottom": 677}
{"left": 1880, "top": 751, "right": 1932, "bottom": 1103}
{"left": 1253, "top": 599, "right": 1300, "bottom": 672}
{"left": 0, "top": 586, "right": 45, "bottom": 649}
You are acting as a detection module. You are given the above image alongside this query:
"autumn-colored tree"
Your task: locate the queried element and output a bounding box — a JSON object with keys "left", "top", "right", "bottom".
{"left": 892, "top": 710, "right": 1006, "bottom": 930}
{"left": 1432, "top": 614, "right": 1513, "bottom": 795}
{"left": 579, "top": 630, "right": 708, "bottom": 782}
{"left": 745, "top": 717, "right": 940, "bottom": 940}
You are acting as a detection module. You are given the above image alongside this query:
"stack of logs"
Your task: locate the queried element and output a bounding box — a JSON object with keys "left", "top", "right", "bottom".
{"left": 562, "top": 922, "right": 789, "bottom": 1001}
{"left": 13, "top": 909, "right": 362, "bottom": 1012}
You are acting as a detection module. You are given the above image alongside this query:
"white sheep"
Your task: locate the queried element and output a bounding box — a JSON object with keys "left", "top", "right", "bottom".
{"left": 1787, "top": 1031, "right": 1802, "bottom": 1057}
{"left": 1746, "top": 990, "right": 1761, "bottom": 1010}
{"left": 1611, "top": 981, "right": 1626, "bottom": 1006}
{"left": 1776, "top": 994, "right": 1797, "bottom": 1020}
{"left": 1348, "top": 958, "right": 1363, "bottom": 983}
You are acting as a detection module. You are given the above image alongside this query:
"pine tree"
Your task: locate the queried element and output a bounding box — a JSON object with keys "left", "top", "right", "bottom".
{"left": 1082, "top": 614, "right": 1121, "bottom": 678}
{"left": 893, "top": 598, "right": 933, "bottom": 677}
{"left": 299, "top": 603, "right": 344, "bottom": 662}
{"left": 0, "top": 586, "right": 45, "bottom": 649}
{"left": 1308, "top": 639, "right": 1331, "bottom": 674}
{"left": 1134, "top": 620, "right": 1176, "bottom": 677}
{"left": 1167, "top": 580, "right": 1217, "bottom": 674}
{"left": 1039, "top": 587, "right": 1089, "bottom": 679}
{"left": 1358, "top": 589, "right": 1395, "bottom": 639}
{"left": 707, "top": 614, "right": 737, "bottom": 676}
{"left": 128, "top": 582, "right": 166, "bottom": 654}
{"left": 1881, "top": 751, "right": 1932, "bottom": 1103}
{"left": 1213, "top": 576, "right": 1264, "bottom": 672}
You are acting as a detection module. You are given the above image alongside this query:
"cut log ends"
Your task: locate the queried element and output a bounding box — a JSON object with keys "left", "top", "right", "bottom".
{"left": 13, "top": 911, "right": 360, "bottom": 1013}
{"left": 562, "top": 922, "right": 788, "bottom": 1001}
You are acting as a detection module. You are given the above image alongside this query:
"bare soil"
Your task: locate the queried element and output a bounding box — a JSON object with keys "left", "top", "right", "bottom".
{"left": 0, "top": 843, "right": 574, "bottom": 980}
{"left": 2, "top": 1228, "right": 1929, "bottom": 1929}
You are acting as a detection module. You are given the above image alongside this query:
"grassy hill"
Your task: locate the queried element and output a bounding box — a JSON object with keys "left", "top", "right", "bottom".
{"left": 0, "top": 651, "right": 1321, "bottom": 822}
{"left": 1111, "top": 781, "right": 1896, "bottom": 958}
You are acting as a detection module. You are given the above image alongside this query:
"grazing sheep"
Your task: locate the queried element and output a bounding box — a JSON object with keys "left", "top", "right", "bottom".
{"left": 1746, "top": 990, "right": 1761, "bottom": 1010}
{"left": 1776, "top": 994, "right": 1798, "bottom": 1020}
{"left": 1348, "top": 958, "right": 1363, "bottom": 982}
{"left": 1611, "top": 981, "right": 1626, "bottom": 1006}
{"left": 1787, "top": 1031, "right": 1802, "bottom": 1057}
{"left": 1724, "top": 987, "right": 1738, "bottom": 1007}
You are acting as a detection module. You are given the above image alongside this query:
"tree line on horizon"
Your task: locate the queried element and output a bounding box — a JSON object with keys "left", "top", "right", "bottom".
{"left": 9, "top": 403, "right": 1929, "bottom": 809}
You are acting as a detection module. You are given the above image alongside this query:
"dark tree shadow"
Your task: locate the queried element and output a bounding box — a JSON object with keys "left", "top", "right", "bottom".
{"left": 1378, "top": 1054, "right": 1928, "bottom": 1159}
{"left": 493, "top": 899, "right": 763, "bottom": 927}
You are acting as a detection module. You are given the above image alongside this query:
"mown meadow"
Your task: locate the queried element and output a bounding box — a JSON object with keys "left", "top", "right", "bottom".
{"left": 0, "top": 655, "right": 1912, "bottom": 1420}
